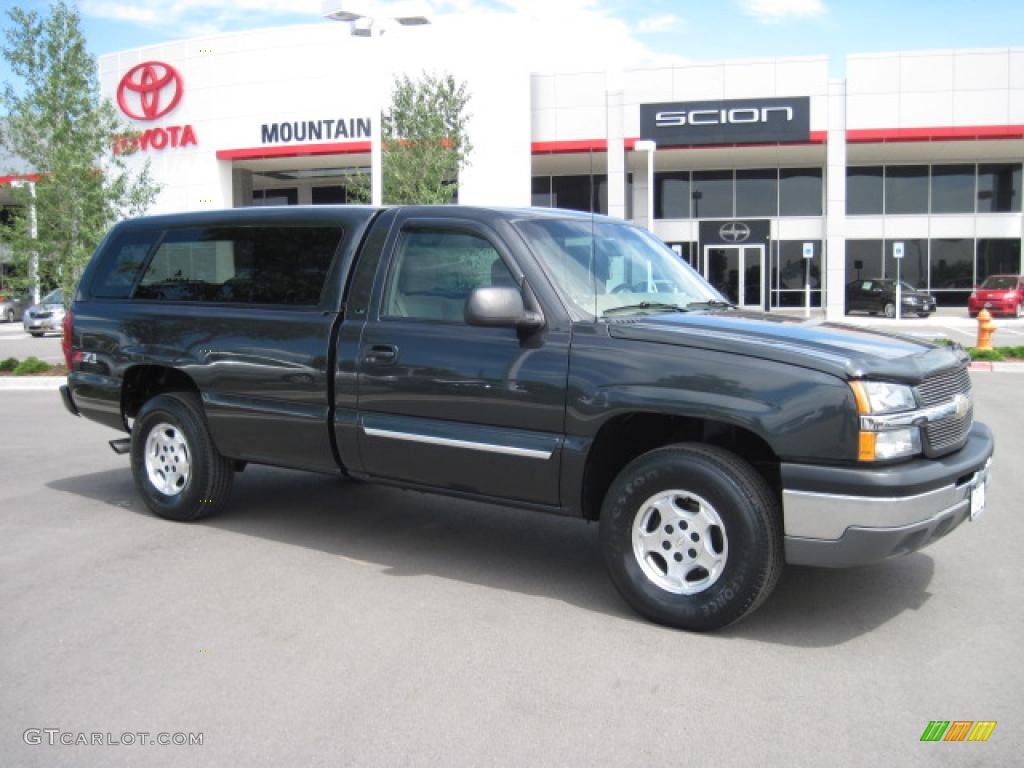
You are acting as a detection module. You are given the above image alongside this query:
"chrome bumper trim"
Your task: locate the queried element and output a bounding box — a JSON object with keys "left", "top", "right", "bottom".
{"left": 783, "top": 458, "right": 992, "bottom": 541}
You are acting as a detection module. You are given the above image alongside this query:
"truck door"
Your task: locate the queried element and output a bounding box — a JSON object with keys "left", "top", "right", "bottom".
{"left": 354, "top": 213, "right": 570, "bottom": 506}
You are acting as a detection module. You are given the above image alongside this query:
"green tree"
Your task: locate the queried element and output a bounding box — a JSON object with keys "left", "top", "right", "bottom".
{"left": 0, "top": 2, "right": 158, "bottom": 302}
{"left": 353, "top": 72, "right": 472, "bottom": 205}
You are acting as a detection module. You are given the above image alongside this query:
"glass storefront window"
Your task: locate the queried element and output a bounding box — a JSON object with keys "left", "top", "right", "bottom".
{"left": 977, "top": 239, "right": 1022, "bottom": 281}
{"left": 735, "top": 169, "right": 778, "bottom": 217}
{"left": 548, "top": 175, "right": 608, "bottom": 214}
{"left": 884, "top": 238, "right": 927, "bottom": 288}
{"left": 692, "top": 171, "right": 733, "bottom": 219}
{"left": 930, "top": 165, "right": 975, "bottom": 214}
{"left": 655, "top": 172, "right": 690, "bottom": 219}
{"left": 846, "top": 166, "right": 883, "bottom": 215}
{"left": 977, "top": 164, "right": 1022, "bottom": 212}
{"left": 771, "top": 240, "right": 821, "bottom": 308}
{"left": 884, "top": 166, "right": 928, "bottom": 214}
{"left": 531, "top": 177, "right": 553, "bottom": 208}
{"left": 929, "top": 239, "right": 974, "bottom": 291}
{"left": 846, "top": 240, "right": 883, "bottom": 282}
{"left": 779, "top": 168, "right": 822, "bottom": 216}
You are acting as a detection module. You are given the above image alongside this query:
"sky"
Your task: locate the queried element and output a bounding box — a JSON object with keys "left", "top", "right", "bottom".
{"left": 1, "top": 0, "right": 1023, "bottom": 78}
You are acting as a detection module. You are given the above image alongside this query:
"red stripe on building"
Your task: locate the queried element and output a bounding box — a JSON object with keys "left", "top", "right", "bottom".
{"left": 531, "top": 133, "right": 826, "bottom": 154}
{"left": 847, "top": 125, "right": 1024, "bottom": 143}
{"left": 216, "top": 141, "right": 372, "bottom": 160}
{"left": 0, "top": 173, "right": 42, "bottom": 185}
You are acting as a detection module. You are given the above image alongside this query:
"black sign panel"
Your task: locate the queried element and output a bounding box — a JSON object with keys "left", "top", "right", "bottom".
{"left": 699, "top": 219, "right": 770, "bottom": 247}
{"left": 640, "top": 97, "right": 810, "bottom": 146}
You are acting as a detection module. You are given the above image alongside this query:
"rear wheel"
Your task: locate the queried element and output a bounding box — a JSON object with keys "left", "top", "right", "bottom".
{"left": 883, "top": 302, "right": 896, "bottom": 318}
{"left": 29, "top": 331, "right": 44, "bottom": 337}
{"left": 131, "top": 392, "right": 233, "bottom": 521}
{"left": 599, "top": 444, "right": 783, "bottom": 631}
{"left": 917, "top": 312, "right": 930, "bottom": 318}
{"left": 4, "top": 310, "right": 13, "bottom": 323}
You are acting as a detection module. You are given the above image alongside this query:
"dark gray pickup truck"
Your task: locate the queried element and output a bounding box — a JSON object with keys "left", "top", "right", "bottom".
{"left": 60, "top": 205, "right": 993, "bottom": 630}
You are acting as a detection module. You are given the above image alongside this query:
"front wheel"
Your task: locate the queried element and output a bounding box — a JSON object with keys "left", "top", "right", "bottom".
{"left": 5, "top": 310, "right": 13, "bottom": 323}
{"left": 599, "top": 444, "right": 783, "bottom": 631}
{"left": 29, "top": 331, "right": 44, "bottom": 337}
{"left": 883, "top": 302, "right": 896, "bottom": 318}
{"left": 131, "top": 392, "right": 233, "bottom": 521}
{"left": 917, "top": 312, "right": 930, "bottom": 318}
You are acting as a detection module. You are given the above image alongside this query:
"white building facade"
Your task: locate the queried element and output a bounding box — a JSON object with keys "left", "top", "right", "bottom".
{"left": 97, "top": 28, "right": 1023, "bottom": 320}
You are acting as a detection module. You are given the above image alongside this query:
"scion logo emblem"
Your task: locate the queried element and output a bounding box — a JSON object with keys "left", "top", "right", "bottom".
{"left": 117, "top": 61, "right": 183, "bottom": 121}
{"left": 719, "top": 222, "right": 751, "bottom": 243}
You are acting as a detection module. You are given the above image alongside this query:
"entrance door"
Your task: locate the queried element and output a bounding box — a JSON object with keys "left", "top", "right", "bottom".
{"left": 704, "top": 245, "right": 765, "bottom": 309}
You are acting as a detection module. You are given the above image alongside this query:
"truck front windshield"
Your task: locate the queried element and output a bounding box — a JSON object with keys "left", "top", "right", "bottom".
{"left": 516, "top": 218, "right": 723, "bottom": 318}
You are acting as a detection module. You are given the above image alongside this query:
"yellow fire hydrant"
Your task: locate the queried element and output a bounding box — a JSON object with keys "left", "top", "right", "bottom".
{"left": 976, "top": 308, "right": 997, "bottom": 350}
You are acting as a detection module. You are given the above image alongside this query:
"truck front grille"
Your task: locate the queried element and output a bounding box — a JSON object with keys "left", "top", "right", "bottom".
{"left": 916, "top": 365, "right": 973, "bottom": 456}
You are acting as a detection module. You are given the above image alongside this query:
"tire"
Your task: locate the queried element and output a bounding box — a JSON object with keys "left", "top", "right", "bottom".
{"left": 29, "top": 331, "right": 44, "bottom": 337}
{"left": 1016, "top": 302, "right": 1023, "bottom": 319}
{"left": 130, "top": 392, "right": 233, "bottom": 522}
{"left": 917, "top": 312, "right": 930, "bottom": 318}
{"left": 969, "top": 311, "right": 978, "bottom": 319}
{"left": 4, "top": 310, "right": 13, "bottom": 323}
{"left": 883, "top": 302, "right": 896, "bottom": 318}
{"left": 599, "top": 443, "right": 783, "bottom": 631}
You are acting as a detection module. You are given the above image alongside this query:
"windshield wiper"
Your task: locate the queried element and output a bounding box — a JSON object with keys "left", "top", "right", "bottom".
{"left": 603, "top": 302, "right": 690, "bottom": 316}
{"left": 685, "top": 299, "right": 736, "bottom": 310}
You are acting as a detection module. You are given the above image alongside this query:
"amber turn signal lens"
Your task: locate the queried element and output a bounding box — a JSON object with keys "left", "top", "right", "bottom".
{"left": 858, "top": 431, "right": 876, "bottom": 462}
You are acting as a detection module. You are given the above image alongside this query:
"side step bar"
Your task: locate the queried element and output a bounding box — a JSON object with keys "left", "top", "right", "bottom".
{"left": 109, "top": 438, "right": 131, "bottom": 455}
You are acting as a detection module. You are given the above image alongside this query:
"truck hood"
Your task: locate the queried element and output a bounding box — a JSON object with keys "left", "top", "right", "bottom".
{"left": 605, "top": 310, "right": 968, "bottom": 382}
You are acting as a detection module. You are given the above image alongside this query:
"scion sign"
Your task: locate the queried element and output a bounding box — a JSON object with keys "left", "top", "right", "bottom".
{"left": 640, "top": 97, "right": 810, "bottom": 146}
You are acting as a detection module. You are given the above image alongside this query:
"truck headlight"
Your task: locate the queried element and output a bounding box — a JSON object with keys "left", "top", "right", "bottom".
{"left": 850, "top": 381, "right": 922, "bottom": 462}
{"left": 851, "top": 381, "right": 917, "bottom": 415}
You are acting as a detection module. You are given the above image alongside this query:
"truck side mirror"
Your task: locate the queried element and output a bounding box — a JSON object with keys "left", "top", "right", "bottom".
{"left": 465, "top": 286, "right": 544, "bottom": 331}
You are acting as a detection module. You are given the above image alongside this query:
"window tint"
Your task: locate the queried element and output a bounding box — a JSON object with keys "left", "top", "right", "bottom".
{"left": 383, "top": 229, "right": 515, "bottom": 323}
{"left": 735, "top": 169, "right": 778, "bottom": 217}
{"left": 977, "top": 238, "right": 1021, "bottom": 281}
{"left": 929, "top": 239, "right": 974, "bottom": 290}
{"left": 884, "top": 238, "right": 926, "bottom": 287}
{"left": 884, "top": 166, "right": 928, "bottom": 214}
{"left": 930, "top": 165, "right": 975, "bottom": 213}
{"left": 90, "top": 231, "right": 159, "bottom": 299}
{"left": 655, "top": 172, "right": 690, "bottom": 219}
{"left": 846, "top": 166, "right": 883, "bottom": 214}
{"left": 779, "top": 168, "right": 822, "bottom": 216}
{"left": 846, "top": 239, "right": 883, "bottom": 281}
{"left": 977, "top": 164, "right": 1021, "bottom": 212}
{"left": 134, "top": 225, "right": 342, "bottom": 305}
{"left": 691, "top": 171, "right": 733, "bottom": 219}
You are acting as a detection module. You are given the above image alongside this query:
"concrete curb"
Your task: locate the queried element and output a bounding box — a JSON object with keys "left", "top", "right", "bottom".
{"left": 0, "top": 377, "right": 65, "bottom": 391}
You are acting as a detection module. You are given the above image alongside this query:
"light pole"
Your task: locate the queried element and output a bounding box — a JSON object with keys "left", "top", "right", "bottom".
{"left": 11, "top": 179, "right": 39, "bottom": 303}
{"left": 634, "top": 140, "right": 656, "bottom": 232}
{"left": 324, "top": 4, "right": 431, "bottom": 207}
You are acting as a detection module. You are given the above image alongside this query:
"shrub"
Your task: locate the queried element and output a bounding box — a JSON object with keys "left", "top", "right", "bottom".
{"left": 0, "top": 357, "right": 18, "bottom": 372}
{"left": 13, "top": 356, "right": 52, "bottom": 375}
{"left": 967, "top": 348, "right": 1004, "bottom": 362}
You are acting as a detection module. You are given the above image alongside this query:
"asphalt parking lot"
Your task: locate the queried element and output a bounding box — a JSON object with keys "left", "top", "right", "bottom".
{"left": 1, "top": 376, "right": 1021, "bottom": 767}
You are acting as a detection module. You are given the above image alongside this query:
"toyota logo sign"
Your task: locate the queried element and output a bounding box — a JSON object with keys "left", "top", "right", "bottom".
{"left": 719, "top": 222, "right": 751, "bottom": 243}
{"left": 117, "top": 61, "right": 183, "bottom": 121}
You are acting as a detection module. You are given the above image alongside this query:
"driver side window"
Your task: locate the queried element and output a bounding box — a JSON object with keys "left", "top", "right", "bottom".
{"left": 383, "top": 227, "right": 515, "bottom": 323}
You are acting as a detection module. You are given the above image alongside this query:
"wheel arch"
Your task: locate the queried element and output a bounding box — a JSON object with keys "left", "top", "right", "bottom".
{"left": 122, "top": 365, "right": 202, "bottom": 425}
{"left": 579, "top": 410, "right": 781, "bottom": 522}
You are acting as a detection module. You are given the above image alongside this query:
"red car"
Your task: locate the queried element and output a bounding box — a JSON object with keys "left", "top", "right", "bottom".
{"left": 968, "top": 275, "right": 1024, "bottom": 318}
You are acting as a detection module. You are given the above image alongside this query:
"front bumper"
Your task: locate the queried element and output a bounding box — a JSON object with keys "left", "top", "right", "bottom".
{"left": 781, "top": 422, "right": 994, "bottom": 567}
{"left": 23, "top": 317, "right": 63, "bottom": 332}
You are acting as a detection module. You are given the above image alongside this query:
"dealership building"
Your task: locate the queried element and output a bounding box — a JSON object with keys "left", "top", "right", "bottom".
{"left": 63, "top": 21, "right": 1024, "bottom": 320}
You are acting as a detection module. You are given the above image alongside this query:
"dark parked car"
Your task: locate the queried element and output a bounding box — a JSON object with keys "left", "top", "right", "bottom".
{"left": 968, "top": 274, "right": 1024, "bottom": 318}
{"left": 60, "top": 206, "right": 993, "bottom": 631}
{"left": 846, "top": 278, "right": 936, "bottom": 318}
{"left": 0, "top": 292, "right": 30, "bottom": 323}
